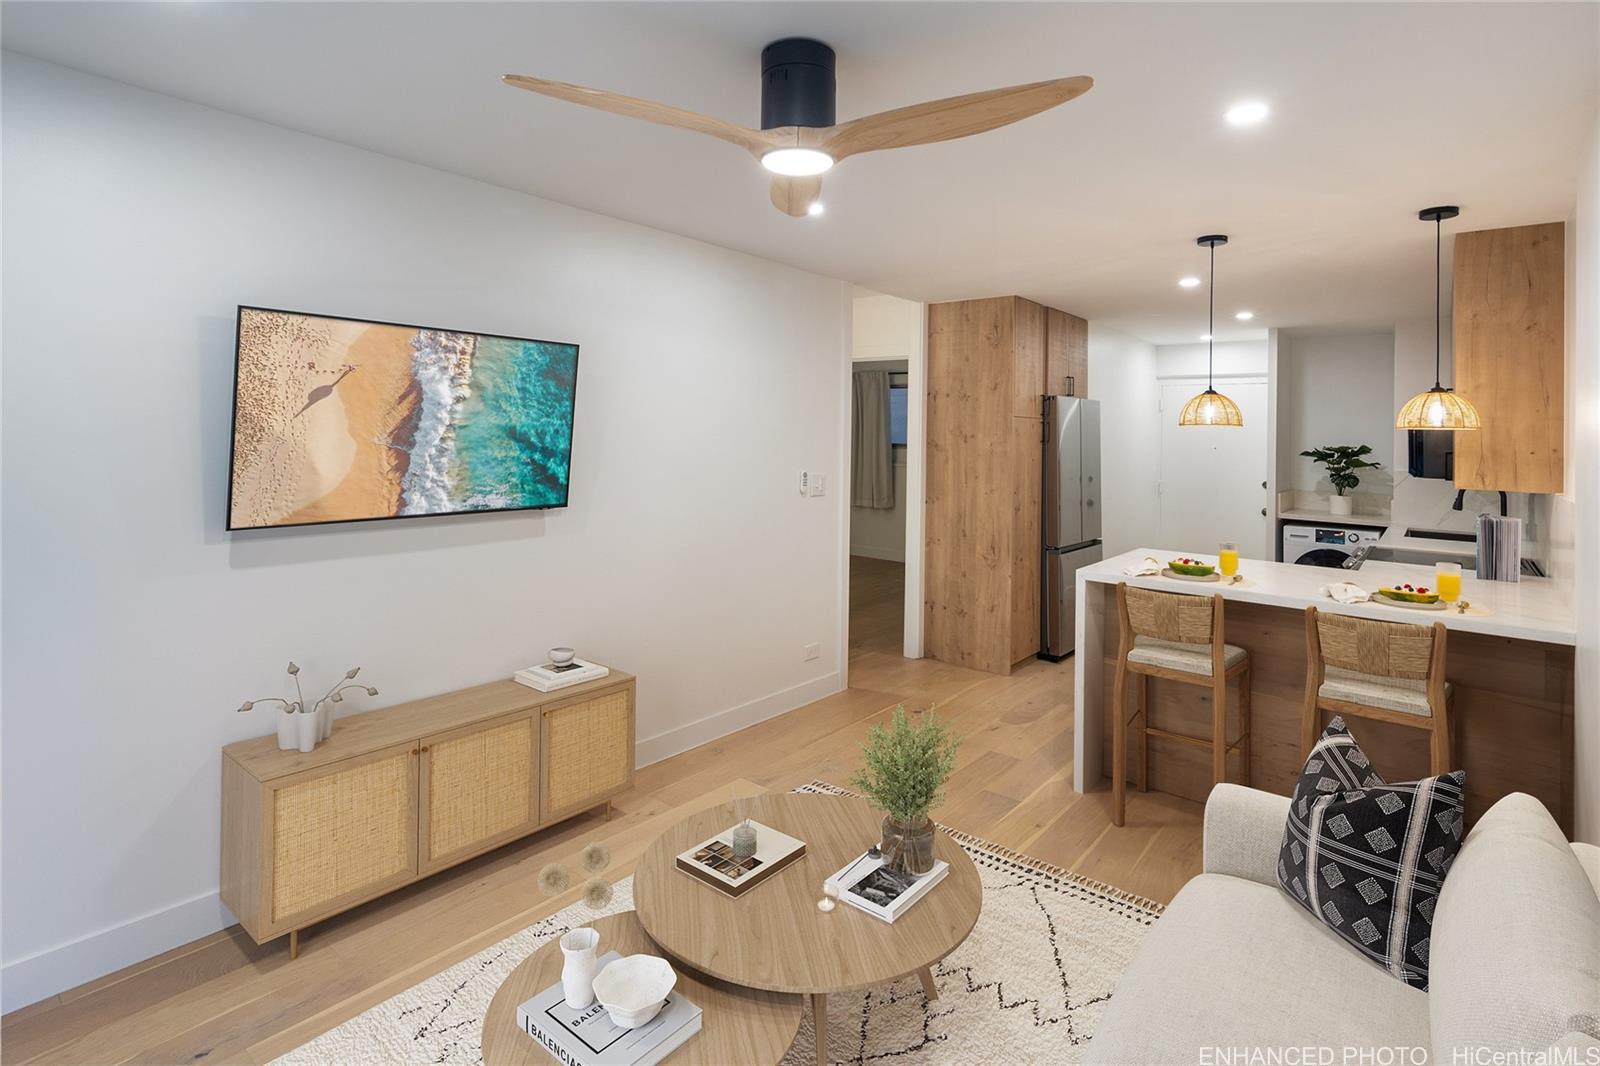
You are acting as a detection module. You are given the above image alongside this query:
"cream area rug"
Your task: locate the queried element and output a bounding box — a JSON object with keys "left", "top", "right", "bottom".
{"left": 274, "top": 783, "right": 1163, "bottom": 1066}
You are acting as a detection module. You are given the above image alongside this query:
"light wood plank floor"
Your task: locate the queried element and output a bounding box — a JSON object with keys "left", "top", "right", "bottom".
{"left": 1, "top": 562, "right": 1201, "bottom": 1064}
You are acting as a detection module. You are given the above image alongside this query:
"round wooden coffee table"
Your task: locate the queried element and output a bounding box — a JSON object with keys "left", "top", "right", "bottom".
{"left": 481, "top": 911, "right": 803, "bottom": 1066}
{"left": 633, "top": 793, "right": 982, "bottom": 1066}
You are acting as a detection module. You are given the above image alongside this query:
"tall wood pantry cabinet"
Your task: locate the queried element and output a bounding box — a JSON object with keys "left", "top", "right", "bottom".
{"left": 925, "top": 296, "right": 1089, "bottom": 675}
{"left": 222, "top": 673, "right": 635, "bottom": 953}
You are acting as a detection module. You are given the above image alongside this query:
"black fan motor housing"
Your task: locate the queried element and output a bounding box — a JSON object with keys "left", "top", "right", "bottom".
{"left": 761, "top": 38, "right": 836, "bottom": 130}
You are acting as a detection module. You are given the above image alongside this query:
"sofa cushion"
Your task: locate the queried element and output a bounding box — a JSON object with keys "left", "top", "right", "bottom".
{"left": 1278, "top": 716, "right": 1466, "bottom": 989}
{"left": 1085, "top": 873, "right": 1430, "bottom": 1065}
{"left": 1430, "top": 793, "right": 1600, "bottom": 1061}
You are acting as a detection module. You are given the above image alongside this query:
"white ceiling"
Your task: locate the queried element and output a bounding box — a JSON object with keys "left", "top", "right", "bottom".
{"left": 3, "top": 2, "right": 1596, "bottom": 344}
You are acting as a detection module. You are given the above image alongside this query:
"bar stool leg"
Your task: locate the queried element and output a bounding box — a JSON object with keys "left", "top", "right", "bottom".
{"left": 1211, "top": 674, "right": 1228, "bottom": 788}
{"left": 1239, "top": 665, "right": 1252, "bottom": 787}
{"left": 1112, "top": 659, "right": 1128, "bottom": 827}
{"left": 1135, "top": 673, "right": 1149, "bottom": 793}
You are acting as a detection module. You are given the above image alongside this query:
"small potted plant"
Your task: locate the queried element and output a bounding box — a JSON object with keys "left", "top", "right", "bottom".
{"left": 850, "top": 705, "right": 960, "bottom": 876}
{"left": 1299, "top": 444, "right": 1381, "bottom": 516}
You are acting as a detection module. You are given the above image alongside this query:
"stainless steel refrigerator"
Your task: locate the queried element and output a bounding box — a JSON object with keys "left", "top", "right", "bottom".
{"left": 1041, "top": 396, "right": 1102, "bottom": 659}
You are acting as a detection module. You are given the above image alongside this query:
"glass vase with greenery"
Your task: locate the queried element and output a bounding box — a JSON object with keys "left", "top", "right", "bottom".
{"left": 850, "top": 705, "right": 960, "bottom": 875}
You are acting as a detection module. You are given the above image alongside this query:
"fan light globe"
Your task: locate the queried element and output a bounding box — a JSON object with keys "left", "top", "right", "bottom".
{"left": 1395, "top": 387, "right": 1482, "bottom": 431}
{"left": 1178, "top": 389, "right": 1244, "bottom": 427}
{"left": 761, "top": 147, "right": 834, "bottom": 176}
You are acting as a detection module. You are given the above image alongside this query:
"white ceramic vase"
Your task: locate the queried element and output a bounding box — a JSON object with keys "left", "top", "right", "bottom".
{"left": 317, "top": 700, "right": 334, "bottom": 741}
{"left": 277, "top": 708, "right": 299, "bottom": 751}
{"left": 560, "top": 927, "right": 600, "bottom": 1009}
{"left": 1329, "top": 494, "right": 1354, "bottom": 516}
{"left": 295, "top": 711, "right": 319, "bottom": 753}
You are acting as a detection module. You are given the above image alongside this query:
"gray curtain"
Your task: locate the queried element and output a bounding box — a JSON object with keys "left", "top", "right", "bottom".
{"left": 852, "top": 371, "right": 895, "bottom": 509}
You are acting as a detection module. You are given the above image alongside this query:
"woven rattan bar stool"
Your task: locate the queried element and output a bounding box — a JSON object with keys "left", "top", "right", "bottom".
{"left": 1112, "top": 583, "right": 1252, "bottom": 827}
{"left": 1302, "top": 606, "right": 1454, "bottom": 775}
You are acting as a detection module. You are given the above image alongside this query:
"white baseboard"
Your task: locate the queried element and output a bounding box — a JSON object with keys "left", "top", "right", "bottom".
{"left": 2, "top": 673, "right": 846, "bottom": 1013}
{"left": 633, "top": 671, "right": 844, "bottom": 768}
{"left": 1, "top": 890, "right": 234, "bottom": 1013}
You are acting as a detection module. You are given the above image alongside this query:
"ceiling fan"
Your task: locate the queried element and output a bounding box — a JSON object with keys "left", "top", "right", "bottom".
{"left": 505, "top": 38, "right": 1092, "bottom": 217}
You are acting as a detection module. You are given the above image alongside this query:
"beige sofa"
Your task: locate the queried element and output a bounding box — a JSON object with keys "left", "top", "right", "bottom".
{"left": 1087, "top": 784, "right": 1600, "bottom": 1064}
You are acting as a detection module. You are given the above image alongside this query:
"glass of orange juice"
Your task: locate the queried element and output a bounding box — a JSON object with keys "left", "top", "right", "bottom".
{"left": 1219, "top": 541, "right": 1240, "bottom": 577}
{"left": 1436, "top": 562, "right": 1462, "bottom": 603}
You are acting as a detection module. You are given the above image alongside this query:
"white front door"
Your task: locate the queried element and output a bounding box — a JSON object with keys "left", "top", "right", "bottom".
{"left": 1158, "top": 380, "right": 1270, "bottom": 560}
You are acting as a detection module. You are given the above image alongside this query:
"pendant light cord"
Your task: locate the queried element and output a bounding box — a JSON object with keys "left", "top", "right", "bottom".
{"left": 1208, "top": 240, "right": 1216, "bottom": 390}
{"left": 1434, "top": 214, "right": 1443, "bottom": 389}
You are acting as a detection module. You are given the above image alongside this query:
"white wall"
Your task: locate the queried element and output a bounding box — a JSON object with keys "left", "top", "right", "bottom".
{"left": 1088, "top": 323, "right": 1161, "bottom": 555}
{"left": 850, "top": 359, "right": 908, "bottom": 562}
{"left": 1276, "top": 332, "right": 1396, "bottom": 497}
{"left": 0, "top": 55, "right": 852, "bottom": 1008}
{"left": 1563, "top": 108, "right": 1599, "bottom": 844}
{"left": 1153, "top": 339, "right": 1269, "bottom": 380}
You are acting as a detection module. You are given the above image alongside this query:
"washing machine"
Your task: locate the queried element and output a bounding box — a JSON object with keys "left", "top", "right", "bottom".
{"left": 1281, "top": 522, "right": 1386, "bottom": 568}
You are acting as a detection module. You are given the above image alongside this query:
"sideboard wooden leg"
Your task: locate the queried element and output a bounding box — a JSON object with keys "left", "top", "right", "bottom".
{"left": 812, "top": 992, "right": 828, "bottom": 1065}
{"left": 917, "top": 965, "right": 938, "bottom": 1000}
{"left": 289, "top": 929, "right": 299, "bottom": 960}
{"left": 605, "top": 800, "right": 613, "bottom": 821}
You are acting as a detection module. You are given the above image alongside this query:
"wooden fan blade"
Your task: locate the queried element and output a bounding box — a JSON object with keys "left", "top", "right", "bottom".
{"left": 503, "top": 74, "right": 781, "bottom": 158}
{"left": 815, "top": 76, "right": 1092, "bottom": 161}
{"left": 769, "top": 175, "right": 823, "bottom": 217}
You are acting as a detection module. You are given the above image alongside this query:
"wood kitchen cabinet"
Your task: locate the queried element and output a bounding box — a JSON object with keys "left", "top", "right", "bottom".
{"left": 1452, "top": 222, "right": 1565, "bottom": 494}
{"left": 222, "top": 673, "right": 634, "bottom": 952}
{"left": 926, "top": 295, "right": 1086, "bottom": 674}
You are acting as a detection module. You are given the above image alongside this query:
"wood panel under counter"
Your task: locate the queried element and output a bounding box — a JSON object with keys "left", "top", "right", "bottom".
{"left": 1071, "top": 550, "right": 1576, "bottom": 832}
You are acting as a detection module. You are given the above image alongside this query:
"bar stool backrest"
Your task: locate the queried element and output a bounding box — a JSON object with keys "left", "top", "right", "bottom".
{"left": 1314, "top": 612, "right": 1437, "bottom": 681}
{"left": 1123, "top": 585, "right": 1215, "bottom": 645}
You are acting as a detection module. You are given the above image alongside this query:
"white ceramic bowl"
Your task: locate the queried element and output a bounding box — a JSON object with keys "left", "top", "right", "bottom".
{"left": 549, "top": 647, "right": 576, "bottom": 666}
{"left": 591, "top": 954, "right": 676, "bottom": 1028}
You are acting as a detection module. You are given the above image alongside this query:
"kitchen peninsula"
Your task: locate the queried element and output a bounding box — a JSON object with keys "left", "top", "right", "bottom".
{"left": 1072, "top": 548, "right": 1577, "bottom": 831}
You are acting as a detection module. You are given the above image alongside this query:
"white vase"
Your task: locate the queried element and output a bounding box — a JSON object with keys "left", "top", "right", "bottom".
{"left": 317, "top": 700, "right": 334, "bottom": 741}
{"left": 560, "top": 927, "right": 600, "bottom": 1009}
{"left": 277, "top": 709, "right": 298, "bottom": 751}
{"left": 1329, "top": 494, "right": 1354, "bottom": 516}
{"left": 295, "top": 712, "right": 319, "bottom": 753}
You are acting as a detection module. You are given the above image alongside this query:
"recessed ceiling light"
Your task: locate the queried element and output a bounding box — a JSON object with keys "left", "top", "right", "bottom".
{"left": 761, "top": 147, "right": 834, "bottom": 176}
{"left": 1225, "top": 101, "right": 1270, "bottom": 127}
{"left": 1234, "top": 311, "right": 1254, "bottom": 321}
{"left": 807, "top": 201, "right": 825, "bottom": 217}
{"left": 1178, "top": 276, "right": 1201, "bottom": 288}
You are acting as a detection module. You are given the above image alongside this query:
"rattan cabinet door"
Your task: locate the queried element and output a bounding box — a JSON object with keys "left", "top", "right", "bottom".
{"left": 268, "top": 743, "right": 418, "bottom": 932}
{"left": 540, "top": 684, "right": 634, "bottom": 824}
{"left": 419, "top": 711, "right": 539, "bottom": 873}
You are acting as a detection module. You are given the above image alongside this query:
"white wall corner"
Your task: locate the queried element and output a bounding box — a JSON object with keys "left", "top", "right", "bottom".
{"left": 633, "top": 670, "right": 844, "bottom": 768}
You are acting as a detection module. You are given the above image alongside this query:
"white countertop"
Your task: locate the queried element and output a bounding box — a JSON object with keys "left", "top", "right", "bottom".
{"left": 1081, "top": 548, "right": 1574, "bottom": 646}
{"left": 1277, "top": 509, "right": 1391, "bottom": 525}
{"left": 1374, "top": 526, "right": 1479, "bottom": 561}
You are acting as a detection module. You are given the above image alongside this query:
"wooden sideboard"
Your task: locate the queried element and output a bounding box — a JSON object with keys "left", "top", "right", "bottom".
{"left": 222, "top": 672, "right": 635, "bottom": 955}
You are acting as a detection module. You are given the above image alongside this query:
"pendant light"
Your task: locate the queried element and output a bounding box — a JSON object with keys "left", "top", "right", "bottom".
{"left": 1179, "top": 234, "right": 1244, "bottom": 427}
{"left": 1396, "top": 206, "right": 1482, "bottom": 431}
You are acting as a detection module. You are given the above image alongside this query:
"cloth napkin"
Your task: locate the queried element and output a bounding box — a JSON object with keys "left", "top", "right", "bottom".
{"left": 1321, "top": 581, "right": 1370, "bottom": 605}
{"left": 1122, "top": 556, "right": 1162, "bottom": 577}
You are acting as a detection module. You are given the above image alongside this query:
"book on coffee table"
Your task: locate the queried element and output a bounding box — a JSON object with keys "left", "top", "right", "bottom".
{"left": 825, "top": 852, "right": 949, "bottom": 923}
{"left": 517, "top": 951, "right": 701, "bottom": 1066}
{"left": 674, "top": 821, "right": 806, "bottom": 898}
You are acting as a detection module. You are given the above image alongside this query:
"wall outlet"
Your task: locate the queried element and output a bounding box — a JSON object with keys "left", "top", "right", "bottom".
{"left": 803, "top": 642, "right": 820, "bottom": 662}
{"left": 808, "top": 473, "right": 826, "bottom": 498}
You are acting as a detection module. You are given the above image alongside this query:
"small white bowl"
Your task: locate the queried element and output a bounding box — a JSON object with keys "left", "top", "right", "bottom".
{"left": 549, "top": 647, "right": 576, "bottom": 666}
{"left": 592, "top": 954, "right": 676, "bottom": 1028}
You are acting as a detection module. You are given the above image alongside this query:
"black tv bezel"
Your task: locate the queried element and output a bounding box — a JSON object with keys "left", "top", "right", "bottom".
{"left": 226, "top": 305, "right": 581, "bottom": 532}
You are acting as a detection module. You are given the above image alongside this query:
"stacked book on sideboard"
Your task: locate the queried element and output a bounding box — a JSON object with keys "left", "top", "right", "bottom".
{"left": 515, "top": 659, "right": 610, "bottom": 692}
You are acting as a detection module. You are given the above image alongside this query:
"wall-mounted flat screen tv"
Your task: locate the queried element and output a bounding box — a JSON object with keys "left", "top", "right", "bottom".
{"left": 228, "top": 307, "right": 579, "bottom": 531}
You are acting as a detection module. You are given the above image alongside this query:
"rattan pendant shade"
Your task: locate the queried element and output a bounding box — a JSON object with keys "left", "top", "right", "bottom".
{"left": 1397, "top": 206, "right": 1482, "bottom": 432}
{"left": 1179, "top": 388, "right": 1245, "bottom": 427}
{"left": 1179, "top": 234, "right": 1243, "bottom": 427}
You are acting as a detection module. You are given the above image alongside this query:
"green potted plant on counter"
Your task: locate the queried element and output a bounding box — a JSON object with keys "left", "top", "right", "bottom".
{"left": 851, "top": 705, "right": 961, "bottom": 875}
{"left": 1300, "top": 443, "right": 1381, "bottom": 516}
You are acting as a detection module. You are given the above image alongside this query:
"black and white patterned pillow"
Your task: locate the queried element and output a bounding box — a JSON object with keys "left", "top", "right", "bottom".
{"left": 1277, "top": 716, "right": 1466, "bottom": 990}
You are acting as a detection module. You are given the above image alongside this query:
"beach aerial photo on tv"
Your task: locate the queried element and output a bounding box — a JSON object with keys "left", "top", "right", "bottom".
{"left": 228, "top": 308, "right": 578, "bottom": 530}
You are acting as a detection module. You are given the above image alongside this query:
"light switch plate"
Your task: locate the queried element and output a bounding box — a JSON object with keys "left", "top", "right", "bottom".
{"left": 798, "top": 471, "right": 809, "bottom": 496}
{"left": 809, "top": 473, "right": 826, "bottom": 497}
